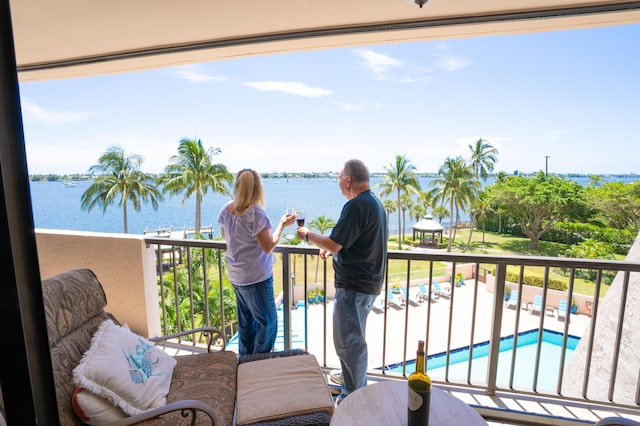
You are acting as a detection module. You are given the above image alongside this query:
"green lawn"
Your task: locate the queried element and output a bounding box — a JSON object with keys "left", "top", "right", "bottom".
{"left": 400, "top": 229, "right": 614, "bottom": 297}
{"left": 275, "top": 229, "right": 616, "bottom": 297}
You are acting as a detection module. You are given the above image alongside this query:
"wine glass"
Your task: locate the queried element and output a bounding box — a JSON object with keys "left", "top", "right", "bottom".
{"left": 296, "top": 210, "right": 305, "bottom": 227}
{"left": 284, "top": 207, "right": 295, "bottom": 240}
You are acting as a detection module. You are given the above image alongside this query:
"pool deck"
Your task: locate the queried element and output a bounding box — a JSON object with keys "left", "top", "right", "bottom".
{"left": 165, "top": 281, "right": 639, "bottom": 424}
{"left": 302, "top": 280, "right": 591, "bottom": 372}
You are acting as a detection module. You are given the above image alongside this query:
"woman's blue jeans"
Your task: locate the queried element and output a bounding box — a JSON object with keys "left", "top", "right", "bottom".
{"left": 232, "top": 276, "right": 277, "bottom": 357}
{"left": 333, "top": 287, "right": 376, "bottom": 397}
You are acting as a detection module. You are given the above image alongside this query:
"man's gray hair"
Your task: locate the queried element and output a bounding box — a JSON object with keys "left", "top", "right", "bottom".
{"left": 344, "top": 159, "right": 369, "bottom": 183}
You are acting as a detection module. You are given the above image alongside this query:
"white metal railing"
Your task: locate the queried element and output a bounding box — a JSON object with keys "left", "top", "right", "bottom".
{"left": 144, "top": 236, "right": 640, "bottom": 422}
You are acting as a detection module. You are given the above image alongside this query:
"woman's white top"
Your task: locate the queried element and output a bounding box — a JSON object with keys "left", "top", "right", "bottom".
{"left": 217, "top": 201, "right": 274, "bottom": 285}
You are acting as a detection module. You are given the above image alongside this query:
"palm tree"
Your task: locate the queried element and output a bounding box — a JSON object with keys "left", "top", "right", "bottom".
{"left": 81, "top": 146, "right": 162, "bottom": 234}
{"left": 429, "top": 156, "right": 479, "bottom": 252}
{"left": 416, "top": 190, "right": 434, "bottom": 214}
{"left": 469, "top": 138, "right": 498, "bottom": 181}
{"left": 159, "top": 138, "right": 233, "bottom": 234}
{"left": 399, "top": 192, "right": 414, "bottom": 243}
{"left": 432, "top": 205, "right": 449, "bottom": 225}
{"left": 308, "top": 215, "right": 337, "bottom": 283}
{"left": 410, "top": 204, "right": 426, "bottom": 223}
{"left": 463, "top": 190, "right": 493, "bottom": 251}
{"left": 467, "top": 139, "right": 499, "bottom": 243}
{"left": 383, "top": 199, "right": 396, "bottom": 236}
{"left": 377, "top": 155, "right": 421, "bottom": 249}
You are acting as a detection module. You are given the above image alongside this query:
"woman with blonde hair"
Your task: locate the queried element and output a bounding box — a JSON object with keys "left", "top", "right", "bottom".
{"left": 217, "top": 168, "right": 296, "bottom": 356}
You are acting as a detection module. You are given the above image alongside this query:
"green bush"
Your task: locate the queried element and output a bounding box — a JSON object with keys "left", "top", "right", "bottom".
{"left": 505, "top": 270, "right": 567, "bottom": 291}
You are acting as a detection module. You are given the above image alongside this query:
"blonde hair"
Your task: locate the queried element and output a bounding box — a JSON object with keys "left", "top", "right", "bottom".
{"left": 231, "top": 168, "right": 265, "bottom": 214}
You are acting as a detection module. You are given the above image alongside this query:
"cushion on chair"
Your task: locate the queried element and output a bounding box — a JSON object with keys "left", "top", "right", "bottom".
{"left": 71, "top": 387, "right": 127, "bottom": 424}
{"left": 135, "top": 350, "right": 238, "bottom": 426}
{"left": 236, "top": 354, "right": 334, "bottom": 425}
{"left": 73, "top": 319, "right": 177, "bottom": 416}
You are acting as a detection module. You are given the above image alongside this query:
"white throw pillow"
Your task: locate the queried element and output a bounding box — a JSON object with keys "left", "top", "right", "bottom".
{"left": 72, "top": 387, "right": 127, "bottom": 425}
{"left": 73, "top": 319, "right": 176, "bottom": 416}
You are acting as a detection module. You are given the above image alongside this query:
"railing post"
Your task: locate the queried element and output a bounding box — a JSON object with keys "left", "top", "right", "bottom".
{"left": 486, "top": 263, "right": 507, "bottom": 395}
{"left": 281, "top": 251, "right": 291, "bottom": 350}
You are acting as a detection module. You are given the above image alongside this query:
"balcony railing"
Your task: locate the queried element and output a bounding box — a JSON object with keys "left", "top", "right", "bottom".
{"left": 145, "top": 236, "right": 640, "bottom": 424}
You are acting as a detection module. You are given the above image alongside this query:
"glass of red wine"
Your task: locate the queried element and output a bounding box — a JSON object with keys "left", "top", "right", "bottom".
{"left": 296, "top": 210, "right": 305, "bottom": 227}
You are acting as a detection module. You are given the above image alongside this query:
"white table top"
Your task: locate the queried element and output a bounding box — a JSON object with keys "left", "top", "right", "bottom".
{"left": 330, "top": 380, "right": 487, "bottom": 426}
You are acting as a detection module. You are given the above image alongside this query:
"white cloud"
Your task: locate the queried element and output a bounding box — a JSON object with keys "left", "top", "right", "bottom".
{"left": 174, "top": 65, "right": 226, "bottom": 83}
{"left": 398, "top": 75, "right": 432, "bottom": 83}
{"left": 354, "top": 49, "right": 403, "bottom": 80}
{"left": 433, "top": 44, "right": 472, "bottom": 71}
{"left": 336, "top": 102, "right": 366, "bottom": 111}
{"left": 21, "top": 99, "right": 93, "bottom": 124}
{"left": 243, "top": 81, "right": 333, "bottom": 98}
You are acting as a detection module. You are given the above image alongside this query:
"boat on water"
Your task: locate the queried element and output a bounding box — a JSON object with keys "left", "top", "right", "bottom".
{"left": 62, "top": 181, "right": 77, "bottom": 187}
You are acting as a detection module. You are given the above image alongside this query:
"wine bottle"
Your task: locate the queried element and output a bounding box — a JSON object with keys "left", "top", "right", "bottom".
{"left": 408, "top": 340, "right": 431, "bottom": 426}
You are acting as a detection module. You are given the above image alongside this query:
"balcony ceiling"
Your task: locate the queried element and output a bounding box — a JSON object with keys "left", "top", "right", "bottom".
{"left": 10, "top": 0, "right": 640, "bottom": 82}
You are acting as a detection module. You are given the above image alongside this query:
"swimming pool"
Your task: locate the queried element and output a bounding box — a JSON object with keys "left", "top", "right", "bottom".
{"left": 383, "top": 329, "right": 580, "bottom": 392}
{"left": 226, "top": 303, "right": 307, "bottom": 353}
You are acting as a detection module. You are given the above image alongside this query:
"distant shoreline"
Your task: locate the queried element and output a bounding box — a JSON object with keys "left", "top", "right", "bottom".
{"left": 28, "top": 172, "right": 640, "bottom": 182}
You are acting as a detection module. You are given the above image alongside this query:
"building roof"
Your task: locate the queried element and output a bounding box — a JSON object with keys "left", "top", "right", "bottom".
{"left": 413, "top": 215, "right": 444, "bottom": 232}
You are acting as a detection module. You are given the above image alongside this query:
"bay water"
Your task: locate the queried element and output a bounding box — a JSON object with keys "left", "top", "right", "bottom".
{"left": 29, "top": 175, "right": 638, "bottom": 237}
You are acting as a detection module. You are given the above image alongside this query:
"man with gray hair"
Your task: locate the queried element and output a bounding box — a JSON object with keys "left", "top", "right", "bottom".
{"left": 298, "top": 159, "right": 387, "bottom": 403}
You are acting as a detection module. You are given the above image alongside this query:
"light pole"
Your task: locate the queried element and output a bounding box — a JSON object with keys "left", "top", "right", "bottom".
{"left": 545, "top": 156, "right": 550, "bottom": 175}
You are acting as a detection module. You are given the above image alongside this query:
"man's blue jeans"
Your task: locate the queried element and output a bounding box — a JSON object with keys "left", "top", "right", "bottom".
{"left": 232, "top": 276, "right": 277, "bottom": 357}
{"left": 333, "top": 287, "right": 377, "bottom": 397}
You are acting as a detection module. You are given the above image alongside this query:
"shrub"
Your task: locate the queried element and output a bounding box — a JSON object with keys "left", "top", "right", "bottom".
{"left": 505, "top": 270, "right": 567, "bottom": 291}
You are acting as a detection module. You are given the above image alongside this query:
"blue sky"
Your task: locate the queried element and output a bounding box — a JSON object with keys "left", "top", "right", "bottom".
{"left": 18, "top": 23, "right": 640, "bottom": 176}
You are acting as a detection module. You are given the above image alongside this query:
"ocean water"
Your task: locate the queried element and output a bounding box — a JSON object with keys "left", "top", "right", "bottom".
{"left": 30, "top": 177, "right": 380, "bottom": 235}
{"left": 30, "top": 176, "right": 439, "bottom": 236}
{"left": 29, "top": 175, "right": 638, "bottom": 236}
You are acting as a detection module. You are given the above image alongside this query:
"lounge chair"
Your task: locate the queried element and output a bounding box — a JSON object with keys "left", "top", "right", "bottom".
{"left": 402, "top": 288, "right": 421, "bottom": 306}
{"left": 371, "top": 295, "right": 386, "bottom": 313}
{"left": 432, "top": 281, "right": 451, "bottom": 298}
{"left": 530, "top": 294, "right": 543, "bottom": 315}
{"left": 558, "top": 299, "right": 569, "bottom": 321}
{"left": 387, "top": 290, "right": 404, "bottom": 309}
{"left": 418, "top": 283, "right": 439, "bottom": 303}
{"left": 506, "top": 289, "right": 519, "bottom": 309}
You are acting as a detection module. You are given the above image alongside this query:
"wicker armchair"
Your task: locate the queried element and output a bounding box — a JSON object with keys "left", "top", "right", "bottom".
{"left": 43, "top": 269, "right": 237, "bottom": 425}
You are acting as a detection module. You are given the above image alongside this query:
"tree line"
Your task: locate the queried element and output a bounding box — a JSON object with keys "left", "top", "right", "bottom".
{"left": 376, "top": 142, "right": 638, "bottom": 259}
{"left": 80, "top": 136, "right": 639, "bottom": 261}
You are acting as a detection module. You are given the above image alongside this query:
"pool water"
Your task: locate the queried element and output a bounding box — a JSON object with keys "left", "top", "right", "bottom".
{"left": 384, "top": 329, "right": 580, "bottom": 392}
{"left": 226, "top": 302, "right": 307, "bottom": 353}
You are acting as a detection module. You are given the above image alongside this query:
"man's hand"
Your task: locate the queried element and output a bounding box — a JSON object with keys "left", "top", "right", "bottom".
{"left": 297, "top": 226, "right": 309, "bottom": 241}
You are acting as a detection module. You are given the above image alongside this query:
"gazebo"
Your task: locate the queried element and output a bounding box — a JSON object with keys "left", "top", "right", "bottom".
{"left": 412, "top": 215, "right": 444, "bottom": 247}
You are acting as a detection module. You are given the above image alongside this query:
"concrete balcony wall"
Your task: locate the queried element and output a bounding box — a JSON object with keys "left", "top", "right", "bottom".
{"left": 35, "top": 229, "right": 160, "bottom": 338}
{"left": 562, "top": 236, "right": 640, "bottom": 406}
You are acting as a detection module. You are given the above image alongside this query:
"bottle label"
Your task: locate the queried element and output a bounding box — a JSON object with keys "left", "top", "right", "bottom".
{"left": 408, "top": 388, "right": 424, "bottom": 411}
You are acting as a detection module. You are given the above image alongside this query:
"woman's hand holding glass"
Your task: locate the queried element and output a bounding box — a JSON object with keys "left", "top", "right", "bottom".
{"left": 283, "top": 207, "right": 297, "bottom": 240}
{"left": 281, "top": 212, "right": 297, "bottom": 227}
